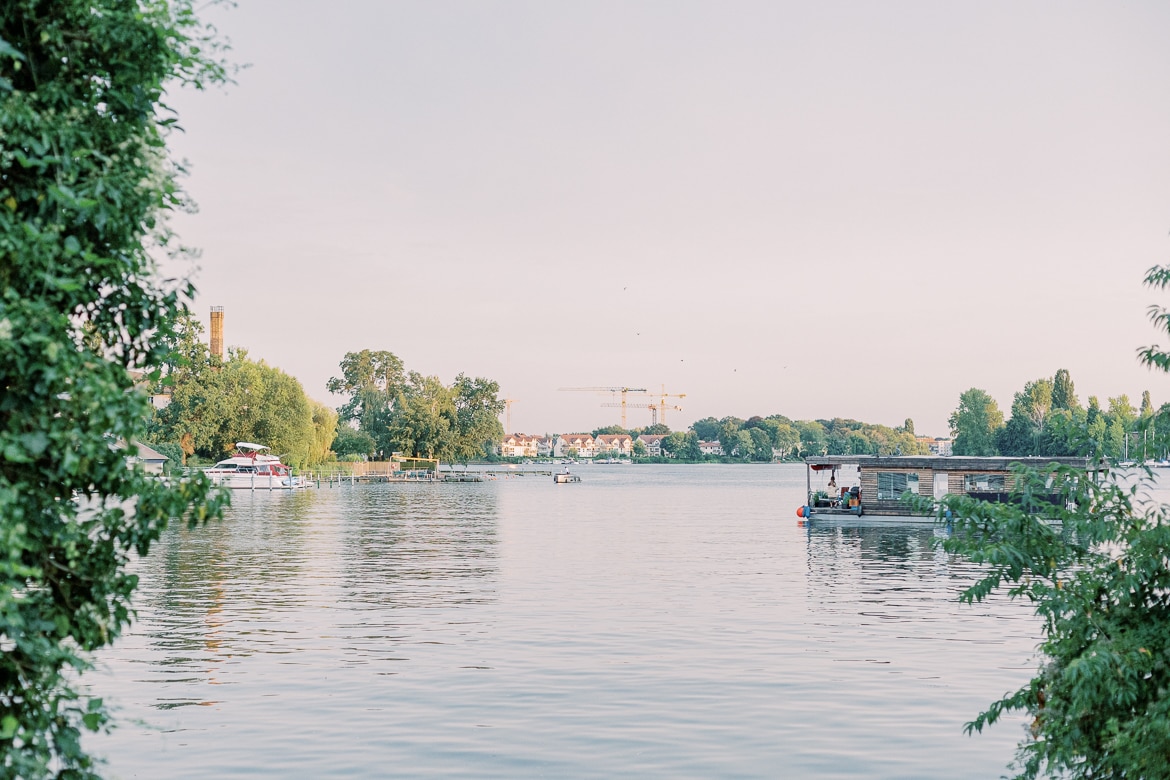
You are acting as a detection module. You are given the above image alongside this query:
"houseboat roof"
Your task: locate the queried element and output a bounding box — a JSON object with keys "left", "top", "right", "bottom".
{"left": 803, "top": 455, "right": 1098, "bottom": 471}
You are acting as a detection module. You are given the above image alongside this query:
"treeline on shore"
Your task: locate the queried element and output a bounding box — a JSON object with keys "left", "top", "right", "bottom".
{"left": 576, "top": 415, "right": 927, "bottom": 462}
{"left": 147, "top": 324, "right": 1154, "bottom": 470}
{"left": 950, "top": 368, "right": 1163, "bottom": 459}
{"left": 147, "top": 325, "right": 503, "bottom": 468}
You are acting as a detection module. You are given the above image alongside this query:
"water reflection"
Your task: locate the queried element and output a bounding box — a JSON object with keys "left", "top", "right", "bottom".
{"left": 90, "top": 466, "right": 1040, "bottom": 778}
{"left": 120, "top": 485, "right": 500, "bottom": 705}
{"left": 339, "top": 484, "right": 499, "bottom": 609}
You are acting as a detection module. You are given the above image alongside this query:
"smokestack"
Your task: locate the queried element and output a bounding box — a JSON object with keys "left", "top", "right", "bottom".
{"left": 210, "top": 306, "right": 224, "bottom": 360}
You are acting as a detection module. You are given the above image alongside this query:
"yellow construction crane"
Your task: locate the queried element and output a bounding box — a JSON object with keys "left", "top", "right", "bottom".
{"left": 652, "top": 385, "right": 686, "bottom": 427}
{"left": 602, "top": 400, "right": 684, "bottom": 426}
{"left": 502, "top": 398, "right": 518, "bottom": 434}
{"left": 558, "top": 386, "right": 648, "bottom": 428}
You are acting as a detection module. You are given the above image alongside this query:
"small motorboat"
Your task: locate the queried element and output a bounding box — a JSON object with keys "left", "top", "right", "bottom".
{"left": 553, "top": 472, "right": 581, "bottom": 484}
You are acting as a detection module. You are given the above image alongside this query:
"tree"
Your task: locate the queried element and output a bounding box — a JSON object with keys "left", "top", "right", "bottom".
{"left": 151, "top": 347, "right": 321, "bottom": 466}
{"left": 387, "top": 373, "right": 455, "bottom": 460}
{"left": 690, "top": 417, "right": 721, "bottom": 441}
{"left": 1051, "top": 368, "right": 1079, "bottom": 411}
{"left": 949, "top": 388, "right": 1004, "bottom": 456}
{"left": 632, "top": 440, "right": 648, "bottom": 457}
{"left": 308, "top": 401, "right": 339, "bottom": 466}
{"left": 661, "top": 431, "right": 687, "bottom": 458}
{"left": 332, "top": 425, "right": 376, "bottom": 459}
{"left": 450, "top": 373, "right": 504, "bottom": 462}
{"left": 0, "top": 3, "right": 228, "bottom": 775}
{"left": 748, "top": 427, "right": 774, "bottom": 461}
{"left": 717, "top": 419, "right": 743, "bottom": 458}
{"left": 940, "top": 265, "right": 1170, "bottom": 779}
{"left": 327, "top": 349, "right": 405, "bottom": 458}
{"left": 592, "top": 424, "right": 627, "bottom": 437}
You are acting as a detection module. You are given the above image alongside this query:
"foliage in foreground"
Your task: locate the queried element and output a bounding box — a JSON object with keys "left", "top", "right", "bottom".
{"left": 939, "top": 464, "right": 1170, "bottom": 778}
{"left": 1, "top": 2, "right": 229, "bottom": 776}
{"left": 938, "top": 265, "right": 1170, "bottom": 779}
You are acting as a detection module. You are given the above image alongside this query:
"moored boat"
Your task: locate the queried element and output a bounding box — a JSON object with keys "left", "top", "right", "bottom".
{"left": 554, "top": 471, "right": 581, "bottom": 484}
{"left": 797, "top": 455, "right": 1097, "bottom": 524}
{"left": 205, "top": 443, "right": 310, "bottom": 490}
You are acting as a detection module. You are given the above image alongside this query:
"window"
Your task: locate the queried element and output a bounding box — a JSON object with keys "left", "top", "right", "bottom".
{"left": 963, "top": 473, "right": 1005, "bottom": 492}
{"left": 876, "top": 472, "right": 919, "bottom": 500}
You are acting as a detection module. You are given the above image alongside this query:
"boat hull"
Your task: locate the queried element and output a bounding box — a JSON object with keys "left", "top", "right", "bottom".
{"left": 207, "top": 472, "right": 311, "bottom": 490}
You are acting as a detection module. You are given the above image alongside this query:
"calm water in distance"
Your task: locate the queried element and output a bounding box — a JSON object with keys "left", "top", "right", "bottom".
{"left": 89, "top": 463, "right": 1077, "bottom": 778}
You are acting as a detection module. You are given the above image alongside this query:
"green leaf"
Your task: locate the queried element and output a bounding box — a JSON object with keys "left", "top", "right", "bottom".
{"left": 0, "top": 37, "right": 26, "bottom": 61}
{"left": 20, "top": 431, "right": 49, "bottom": 456}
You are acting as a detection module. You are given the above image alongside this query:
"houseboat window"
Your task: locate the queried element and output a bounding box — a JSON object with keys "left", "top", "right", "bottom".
{"left": 963, "top": 474, "right": 1005, "bottom": 492}
{"left": 877, "top": 472, "right": 919, "bottom": 500}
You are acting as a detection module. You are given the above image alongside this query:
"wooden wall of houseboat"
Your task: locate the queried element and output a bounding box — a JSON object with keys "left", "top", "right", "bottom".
{"left": 858, "top": 466, "right": 1019, "bottom": 511}
{"left": 858, "top": 466, "right": 931, "bottom": 512}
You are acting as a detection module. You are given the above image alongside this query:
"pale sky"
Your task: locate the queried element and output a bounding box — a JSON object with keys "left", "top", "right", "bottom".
{"left": 164, "top": 1, "right": 1170, "bottom": 437}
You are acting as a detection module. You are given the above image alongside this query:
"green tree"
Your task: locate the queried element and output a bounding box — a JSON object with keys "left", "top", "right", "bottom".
{"left": 632, "top": 439, "right": 648, "bottom": 457}
{"left": 1107, "top": 395, "right": 1138, "bottom": 460}
{"left": 388, "top": 373, "right": 455, "bottom": 460}
{"left": 661, "top": 431, "right": 687, "bottom": 458}
{"left": 152, "top": 348, "right": 319, "bottom": 466}
{"left": 0, "top": 3, "right": 228, "bottom": 775}
{"left": 592, "top": 424, "right": 628, "bottom": 437}
{"left": 795, "top": 420, "right": 827, "bottom": 456}
{"left": 733, "top": 429, "right": 754, "bottom": 459}
{"left": 308, "top": 401, "right": 339, "bottom": 466}
{"left": 940, "top": 265, "right": 1170, "bottom": 779}
{"left": 690, "top": 416, "right": 721, "bottom": 441}
{"left": 748, "top": 427, "right": 774, "bottom": 461}
{"left": 717, "top": 419, "right": 744, "bottom": 457}
{"left": 332, "top": 425, "right": 376, "bottom": 459}
{"left": 949, "top": 388, "right": 1004, "bottom": 456}
{"left": 327, "top": 349, "right": 405, "bottom": 458}
{"left": 450, "top": 373, "right": 505, "bottom": 462}
{"left": 1051, "top": 368, "right": 1079, "bottom": 411}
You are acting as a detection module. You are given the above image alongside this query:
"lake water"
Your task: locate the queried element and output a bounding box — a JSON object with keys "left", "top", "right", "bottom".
{"left": 89, "top": 463, "right": 1047, "bottom": 778}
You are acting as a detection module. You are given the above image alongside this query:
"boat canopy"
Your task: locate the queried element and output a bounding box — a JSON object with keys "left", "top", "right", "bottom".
{"left": 236, "top": 442, "right": 270, "bottom": 451}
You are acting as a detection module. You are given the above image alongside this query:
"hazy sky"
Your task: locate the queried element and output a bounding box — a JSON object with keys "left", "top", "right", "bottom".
{"left": 164, "top": 1, "right": 1170, "bottom": 437}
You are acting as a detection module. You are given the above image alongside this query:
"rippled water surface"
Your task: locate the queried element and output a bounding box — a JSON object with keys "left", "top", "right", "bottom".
{"left": 91, "top": 464, "right": 1048, "bottom": 778}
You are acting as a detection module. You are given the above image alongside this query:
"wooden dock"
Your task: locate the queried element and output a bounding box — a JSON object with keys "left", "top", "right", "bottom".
{"left": 305, "top": 468, "right": 554, "bottom": 487}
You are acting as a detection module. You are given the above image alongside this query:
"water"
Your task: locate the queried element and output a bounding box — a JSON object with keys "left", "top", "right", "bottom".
{"left": 89, "top": 464, "right": 1044, "bottom": 778}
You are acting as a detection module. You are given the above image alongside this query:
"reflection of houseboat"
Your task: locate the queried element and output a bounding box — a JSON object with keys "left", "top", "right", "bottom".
{"left": 205, "top": 443, "right": 310, "bottom": 490}
{"left": 797, "top": 455, "right": 1096, "bottom": 523}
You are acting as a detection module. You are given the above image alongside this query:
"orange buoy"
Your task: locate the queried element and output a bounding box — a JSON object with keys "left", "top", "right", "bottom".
{"left": 796, "top": 506, "right": 805, "bottom": 518}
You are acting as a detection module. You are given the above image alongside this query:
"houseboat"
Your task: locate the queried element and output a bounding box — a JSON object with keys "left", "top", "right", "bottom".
{"left": 797, "top": 455, "right": 1097, "bottom": 523}
{"left": 205, "top": 443, "right": 310, "bottom": 490}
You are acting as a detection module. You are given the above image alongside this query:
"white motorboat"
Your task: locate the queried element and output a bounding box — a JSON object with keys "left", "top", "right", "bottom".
{"left": 205, "top": 443, "right": 310, "bottom": 490}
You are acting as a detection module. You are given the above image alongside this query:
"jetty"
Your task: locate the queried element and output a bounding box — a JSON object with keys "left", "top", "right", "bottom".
{"left": 303, "top": 460, "right": 553, "bottom": 488}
